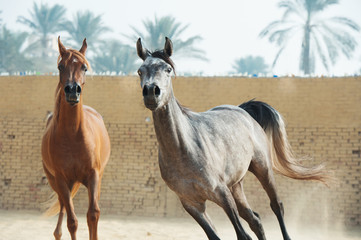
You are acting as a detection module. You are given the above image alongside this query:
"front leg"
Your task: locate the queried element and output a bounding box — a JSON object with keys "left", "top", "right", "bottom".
{"left": 180, "top": 198, "right": 221, "bottom": 240}
{"left": 55, "top": 178, "right": 78, "bottom": 240}
{"left": 212, "top": 185, "right": 252, "bottom": 240}
{"left": 54, "top": 199, "right": 65, "bottom": 240}
{"left": 87, "top": 170, "right": 101, "bottom": 240}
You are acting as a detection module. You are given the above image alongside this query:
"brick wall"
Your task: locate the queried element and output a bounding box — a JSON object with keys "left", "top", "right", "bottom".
{"left": 0, "top": 76, "right": 360, "bottom": 226}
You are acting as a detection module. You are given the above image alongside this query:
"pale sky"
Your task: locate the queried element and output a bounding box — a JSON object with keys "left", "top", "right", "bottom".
{"left": 1, "top": 0, "right": 361, "bottom": 76}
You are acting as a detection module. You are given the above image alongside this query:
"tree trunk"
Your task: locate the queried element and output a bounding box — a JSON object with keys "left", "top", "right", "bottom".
{"left": 41, "top": 34, "right": 48, "bottom": 58}
{"left": 301, "top": 14, "right": 311, "bottom": 75}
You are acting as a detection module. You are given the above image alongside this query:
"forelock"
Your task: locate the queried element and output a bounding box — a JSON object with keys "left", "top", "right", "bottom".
{"left": 57, "top": 49, "right": 90, "bottom": 70}
{"left": 148, "top": 50, "right": 176, "bottom": 75}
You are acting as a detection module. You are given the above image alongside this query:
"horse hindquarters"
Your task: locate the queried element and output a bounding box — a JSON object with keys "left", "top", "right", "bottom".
{"left": 239, "top": 100, "right": 329, "bottom": 183}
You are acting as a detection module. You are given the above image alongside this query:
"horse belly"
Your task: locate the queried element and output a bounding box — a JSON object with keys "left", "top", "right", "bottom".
{"left": 219, "top": 133, "right": 255, "bottom": 186}
{"left": 159, "top": 158, "right": 220, "bottom": 201}
{"left": 196, "top": 109, "right": 256, "bottom": 186}
{"left": 164, "top": 174, "right": 216, "bottom": 201}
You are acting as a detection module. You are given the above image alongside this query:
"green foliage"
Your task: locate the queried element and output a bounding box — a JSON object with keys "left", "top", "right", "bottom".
{"left": 0, "top": 26, "right": 33, "bottom": 74}
{"left": 232, "top": 56, "right": 269, "bottom": 75}
{"left": 127, "top": 15, "right": 207, "bottom": 61}
{"left": 10, "top": 6, "right": 207, "bottom": 74}
{"left": 260, "top": 0, "right": 360, "bottom": 74}
{"left": 18, "top": 2, "right": 66, "bottom": 33}
{"left": 91, "top": 40, "right": 138, "bottom": 74}
{"left": 61, "top": 10, "right": 111, "bottom": 51}
{"left": 17, "top": 2, "right": 67, "bottom": 73}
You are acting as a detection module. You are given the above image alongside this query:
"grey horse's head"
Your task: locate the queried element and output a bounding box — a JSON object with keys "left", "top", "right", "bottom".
{"left": 136, "top": 37, "right": 175, "bottom": 111}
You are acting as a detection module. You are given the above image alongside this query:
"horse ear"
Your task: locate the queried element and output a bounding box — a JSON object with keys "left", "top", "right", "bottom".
{"left": 164, "top": 37, "right": 173, "bottom": 57}
{"left": 136, "top": 38, "right": 148, "bottom": 61}
{"left": 58, "top": 36, "right": 66, "bottom": 56}
{"left": 79, "top": 38, "right": 87, "bottom": 55}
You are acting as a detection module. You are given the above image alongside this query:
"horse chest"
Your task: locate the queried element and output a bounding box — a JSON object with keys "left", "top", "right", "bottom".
{"left": 159, "top": 155, "right": 217, "bottom": 199}
{"left": 47, "top": 137, "right": 94, "bottom": 176}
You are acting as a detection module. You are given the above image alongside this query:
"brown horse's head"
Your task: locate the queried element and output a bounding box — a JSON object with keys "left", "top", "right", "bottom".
{"left": 57, "top": 36, "right": 90, "bottom": 105}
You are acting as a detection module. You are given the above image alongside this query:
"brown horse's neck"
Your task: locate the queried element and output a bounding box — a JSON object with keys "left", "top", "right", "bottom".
{"left": 54, "top": 93, "right": 84, "bottom": 134}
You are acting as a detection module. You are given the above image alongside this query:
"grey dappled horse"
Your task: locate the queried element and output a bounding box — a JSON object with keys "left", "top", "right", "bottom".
{"left": 136, "top": 37, "right": 329, "bottom": 240}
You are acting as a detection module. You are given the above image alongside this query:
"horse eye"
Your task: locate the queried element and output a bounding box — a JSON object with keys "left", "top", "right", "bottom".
{"left": 137, "top": 69, "right": 142, "bottom": 76}
{"left": 166, "top": 67, "right": 172, "bottom": 73}
{"left": 82, "top": 64, "right": 87, "bottom": 72}
{"left": 58, "top": 64, "right": 65, "bottom": 72}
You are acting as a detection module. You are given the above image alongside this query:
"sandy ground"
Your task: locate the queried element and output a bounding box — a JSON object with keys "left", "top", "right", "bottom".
{"left": 0, "top": 210, "right": 360, "bottom": 240}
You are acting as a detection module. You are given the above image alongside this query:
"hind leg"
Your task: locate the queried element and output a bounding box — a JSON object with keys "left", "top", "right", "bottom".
{"left": 231, "top": 182, "right": 266, "bottom": 240}
{"left": 249, "top": 160, "right": 291, "bottom": 240}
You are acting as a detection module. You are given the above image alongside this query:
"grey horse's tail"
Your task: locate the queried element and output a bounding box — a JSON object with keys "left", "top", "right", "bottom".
{"left": 239, "top": 100, "right": 330, "bottom": 184}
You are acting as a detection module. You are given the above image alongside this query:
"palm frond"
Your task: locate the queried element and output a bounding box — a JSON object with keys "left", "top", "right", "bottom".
{"left": 126, "top": 15, "right": 206, "bottom": 61}
{"left": 320, "top": 23, "right": 357, "bottom": 59}
{"left": 279, "top": 0, "right": 305, "bottom": 20}
{"left": 272, "top": 45, "right": 286, "bottom": 68}
{"left": 260, "top": 0, "right": 358, "bottom": 74}
{"left": 311, "top": 33, "right": 330, "bottom": 71}
{"left": 63, "top": 10, "right": 111, "bottom": 48}
{"left": 259, "top": 20, "right": 285, "bottom": 38}
{"left": 327, "top": 17, "right": 360, "bottom": 31}
{"left": 268, "top": 24, "right": 301, "bottom": 45}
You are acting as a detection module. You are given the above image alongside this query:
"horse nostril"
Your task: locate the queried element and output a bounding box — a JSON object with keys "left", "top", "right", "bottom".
{"left": 64, "top": 85, "right": 71, "bottom": 94}
{"left": 154, "top": 86, "right": 161, "bottom": 96}
{"left": 143, "top": 84, "right": 160, "bottom": 97}
{"left": 142, "top": 86, "right": 148, "bottom": 97}
{"left": 76, "top": 85, "right": 82, "bottom": 94}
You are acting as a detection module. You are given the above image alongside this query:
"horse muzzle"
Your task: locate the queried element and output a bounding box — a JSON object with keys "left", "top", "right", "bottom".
{"left": 142, "top": 84, "right": 161, "bottom": 110}
{"left": 64, "top": 83, "right": 81, "bottom": 105}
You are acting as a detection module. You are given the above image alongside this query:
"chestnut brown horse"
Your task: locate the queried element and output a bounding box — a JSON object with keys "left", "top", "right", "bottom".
{"left": 41, "top": 37, "right": 111, "bottom": 240}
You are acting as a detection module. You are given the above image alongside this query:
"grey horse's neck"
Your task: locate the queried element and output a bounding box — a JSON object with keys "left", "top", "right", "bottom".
{"left": 152, "top": 94, "right": 192, "bottom": 156}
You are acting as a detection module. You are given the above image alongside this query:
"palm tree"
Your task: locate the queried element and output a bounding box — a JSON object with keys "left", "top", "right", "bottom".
{"left": 92, "top": 40, "right": 138, "bottom": 74}
{"left": 0, "top": 26, "right": 33, "bottom": 74}
{"left": 127, "top": 15, "right": 207, "bottom": 61}
{"left": 61, "top": 10, "right": 111, "bottom": 53}
{"left": 17, "top": 2, "right": 67, "bottom": 58}
{"left": 232, "top": 56, "right": 269, "bottom": 75}
{"left": 259, "top": 0, "right": 360, "bottom": 75}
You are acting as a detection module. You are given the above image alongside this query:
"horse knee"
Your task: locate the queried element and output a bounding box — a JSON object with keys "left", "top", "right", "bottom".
{"left": 249, "top": 216, "right": 266, "bottom": 239}
{"left": 87, "top": 207, "right": 100, "bottom": 224}
{"left": 53, "top": 230, "right": 62, "bottom": 240}
{"left": 67, "top": 217, "right": 78, "bottom": 233}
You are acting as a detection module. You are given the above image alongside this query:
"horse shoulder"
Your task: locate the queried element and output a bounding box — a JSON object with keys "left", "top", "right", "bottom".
{"left": 82, "top": 105, "right": 111, "bottom": 160}
{"left": 83, "top": 105, "right": 103, "bottom": 121}
{"left": 42, "top": 112, "right": 54, "bottom": 148}
{"left": 41, "top": 113, "right": 57, "bottom": 176}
